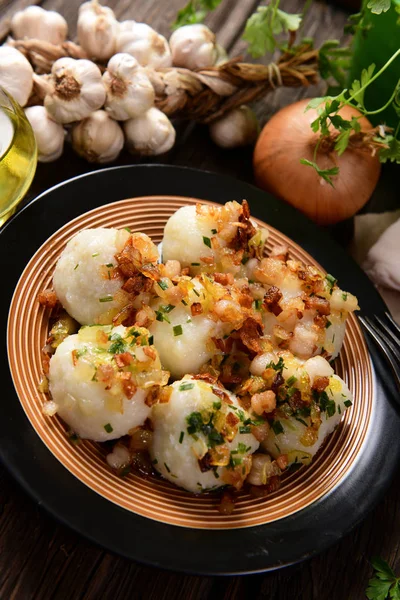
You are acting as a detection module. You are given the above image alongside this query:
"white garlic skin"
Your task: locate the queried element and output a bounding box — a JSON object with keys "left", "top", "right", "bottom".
{"left": 209, "top": 106, "right": 260, "bottom": 149}
{"left": 45, "top": 58, "right": 106, "bottom": 124}
{"left": 103, "top": 53, "right": 155, "bottom": 121}
{"left": 124, "top": 107, "right": 176, "bottom": 156}
{"left": 11, "top": 6, "right": 68, "bottom": 45}
{"left": 0, "top": 46, "right": 33, "bottom": 107}
{"left": 116, "top": 21, "right": 172, "bottom": 68}
{"left": 25, "top": 106, "right": 65, "bottom": 162}
{"left": 170, "top": 24, "right": 218, "bottom": 69}
{"left": 71, "top": 110, "right": 124, "bottom": 163}
{"left": 77, "top": 0, "right": 119, "bottom": 61}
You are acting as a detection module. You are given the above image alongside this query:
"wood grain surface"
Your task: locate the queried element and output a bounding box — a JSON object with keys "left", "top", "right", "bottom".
{"left": 0, "top": 1, "right": 399, "bottom": 598}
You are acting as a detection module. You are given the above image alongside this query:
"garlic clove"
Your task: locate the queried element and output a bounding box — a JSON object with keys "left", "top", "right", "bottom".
{"left": 116, "top": 21, "right": 172, "bottom": 68}
{"left": 11, "top": 6, "right": 68, "bottom": 46}
{"left": 169, "top": 24, "right": 219, "bottom": 70}
{"left": 209, "top": 106, "right": 260, "bottom": 149}
{"left": 44, "top": 57, "right": 106, "bottom": 124}
{"left": 103, "top": 53, "right": 155, "bottom": 121}
{"left": 0, "top": 46, "right": 33, "bottom": 107}
{"left": 77, "top": 0, "right": 119, "bottom": 61}
{"left": 124, "top": 107, "right": 175, "bottom": 156}
{"left": 215, "top": 44, "right": 228, "bottom": 66}
{"left": 25, "top": 105, "right": 65, "bottom": 162}
{"left": 71, "top": 109, "right": 124, "bottom": 163}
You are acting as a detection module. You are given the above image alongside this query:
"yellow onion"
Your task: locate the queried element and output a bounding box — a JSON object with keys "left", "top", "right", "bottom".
{"left": 253, "top": 99, "right": 381, "bottom": 225}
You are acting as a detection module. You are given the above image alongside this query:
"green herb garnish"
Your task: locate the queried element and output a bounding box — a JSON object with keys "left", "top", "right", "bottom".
{"left": 366, "top": 557, "right": 400, "bottom": 600}
{"left": 158, "top": 280, "right": 168, "bottom": 291}
{"left": 104, "top": 423, "right": 113, "bottom": 433}
{"left": 266, "top": 357, "right": 285, "bottom": 372}
{"left": 272, "top": 420, "right": 284, "bottom": 435}
{"left": 179, "top": 431, "right": 184, "bottom": 444}
{"left": 99, "top": 296, "right": 113, "bottom": 303}
{"left": 173, "top": 324, "right": 183, "bottom": 336}
{"left": 179, "top": 382, "right": 194, "bottom": 391}
{"left": 203, "top": 236, "right": 211, "bottom": 248}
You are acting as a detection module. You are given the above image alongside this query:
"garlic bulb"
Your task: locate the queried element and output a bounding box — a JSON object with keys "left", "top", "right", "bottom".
{"left": 0, "top": 46, "right": 33, "bottom": 107}
{"left": 25, "top": 106, "right": 65, "bottom": 162}
{"left": 124, "top": 107, "right": 175, "bottom": 155}
{"left": 11, "top": 6, "right": 68, "bottom": 46}
{"left": 44, "top": 58, "right": 106, "bottom": 124}
{"left": 170, "top": 24, "right": 219, "bottom": 70}
{"left": 116, "top": 21, "right": 172, "bottom": 68}
{"left": 215, "top": 44, "right": 228, "bottom": 66}
{"left": 209, "top": 106, "right": 260, "bottom": 149}
{"left": 103, "top": 53, "right": 154, "bottom": 121}
{"left": 71, "top": 110, "right": 124, "bottom": 163}
{"left": 77, "top": 0, "right": 119, "bottom": 61}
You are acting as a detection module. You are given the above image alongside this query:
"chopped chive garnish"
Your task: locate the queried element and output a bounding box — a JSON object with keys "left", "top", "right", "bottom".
{"left": 161, "top": 304, "right": 175, "bottom": 313}
{"left": 254, "top": 299, "right": 262, "bottom": 310}
{"left": 105, "top": 263, "right": 114, "bottom": 268}
{"left": 211, "top": 229, "right": 217, "bottom": 234}
{"left": 164, "top": 462, "right": 171, "bottom": 473}
{"left": 326, "top": 320, "right": 332, "bottom": 329}
{"left": 325, "top": 273, "right": 337, "bottom": 294}
{"left": 203, "top": 236, "right": 211, "bottom": 248}
{"left": 124, "top": 227, "right": 131, "bottom": 233}
{"left": 152, "top": 458, "right": 158, "bottom": 465}
{"left": 213, "top": 401, "right": 221, "bottom": 410}
{"left": 148, "top": 335, "right": 154, "bottom": 345}
{"left": 239, "top": 425, "right": 251, "bottom": 434}
{"left": 104, "top": 423, "right": 113, "bottom": 433}
{"left": 272, "top": 420, "right": 284, "bottom": 435}
{"left": 74, "top": 264, "right": 79, "bottom": 270}
{"left": 179, "top": 382, "right": 194, "bottom": 391}
{"left": 99, "top": 296, "right": 113, "bottom": 302}
{"left": 179, "top": 431, "right": 184, "bottom": 444}
{"left": 191, "top": 262, "right": 200, "bottom": 266}
{"left": 92, "top": 252, "right": 99, "bottom": 257}
{"left": 158, "top": 280, "right": 168, "bottom": 290}
{"left": 342, "top": 292, "right": 348, "bottom": 301}
{"left": 181, "top": 299, "right": 188, "bottom": 306}
{"left": 344, "top": 400, "right": 352, "bottom": 407}
{"left": 193, "top": 289, "right": 200, "bottom": 297}
{"left": 286, "top": 375, "right": 297, "bottom": 386}
{"left": 173, "top": 324, "right": 183, "bottom": 336}
{"left": 241, "top": 254, "right": 249, "bottom": 265}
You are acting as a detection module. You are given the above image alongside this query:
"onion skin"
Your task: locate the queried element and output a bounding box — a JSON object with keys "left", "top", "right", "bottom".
{"left": 253, "top": 99, "right": 381, "bottom": 226}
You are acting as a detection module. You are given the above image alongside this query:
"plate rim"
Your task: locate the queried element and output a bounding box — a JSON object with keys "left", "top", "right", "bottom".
{"left": 1, "top": 164, "right": 399, "bottom": 575}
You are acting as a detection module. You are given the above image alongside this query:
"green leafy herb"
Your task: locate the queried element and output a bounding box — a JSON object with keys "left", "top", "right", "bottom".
{"left": 148, "top": 335, "right": 154, "bottom": 345}
{"left": 266, "top": 356, "right": 285, "bottom": 372}
{"left": 318, "top": 390, "right": 336, "bottom": 417}
{"left": 295, "top": 417, "right": 308, "bottom": 427}
{"left": 325, "top": 273, "right": 337, "bottom": 293}
{"left": 344, "top": 399, "right": 353, "bottom": 407}
{"left": 211, "top": 228, "right": 217, "bottom": 234}
{"left": 181, "top": 299, "right": 188, "bottom": 306}
{"left": 179, "top": 431, "right": 184, "bottom": 444}
{"left": 160, "top": 304, "right": 175, "bottom": 313}
{"left": 326, "top": 320, "right": 332, "bottom": 329}
{"left": 155, "top": 310, "right": 170, "bottom": 324}
{"left": 99, "top": 295, "right": 113, "bottom": 303}
{"left": 104, "top": 423, "right": 113, "bottom": 433}
{"left": 203, "top": 236, "right": 212, "bottom": 248}
{"left": 158, "top": 280, "right": 168, "bottom": 291}
{"left": 179, "top": 382, "right": 195, "bottom": 391}
{"left": 92, "top": 252, "right": 99, "bottom": 257}
{"left": 108, "top": 339, "right": 125, "bottom": 354}
{"left": 318, "top": 40, "right": 352, "bottom": 88}
{"left": 74, "top": 264, "right": 79, "bottom": 270}
{"left": 366, "top": 0, "right": 391, "bottom": 15}
{"left": 242, "top": 4, "right": 301, "bottom": 58}
{"left": 172, "top": 0, "right": 223, "bottom": 29}
{"left": 241, "top": 254, "right": 249, "bottom": 265}
{"left": 191, "top": 262, "right": 200, "bottom": 266}
{"left": 300, "top": 159, "right": 339, "bottom": 187}
{"left": 213, "top": 400, "right": 221, "bottom": 410}
{"left": 239, "top": 425, "right": 251, "bottom": 434}
{"left": 379, "top": 136, "right": 400, "bottom": 164}
{"left": 286, "top": 375, "right": 297, "bottom": 386}
{"left": 254, "top": 299, "right": 262, "bottom": 310}
{"left": 105, "top": 263, "right": 114, "bottom": 268}
{"left": 272, "top": 420, "right": 284, "bottom": 435}
{"left": 173, "top": 324, "right": 183, "bottom": 336}
{"left": 366, "top": 557, "right": 400, "bottom": 600}
{"left": 164, "top": 462, "right": 171, "bottom": 473}
{"left": 342, "top": 292, "right": 348, "bottom": 301}
{"left": 124, "top": 227, "right": 131, "bottom": 233}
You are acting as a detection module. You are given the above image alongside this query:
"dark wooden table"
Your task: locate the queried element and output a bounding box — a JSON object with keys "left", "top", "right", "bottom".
{"left": 1, "top": 1, "right": 399, "bottom": 598}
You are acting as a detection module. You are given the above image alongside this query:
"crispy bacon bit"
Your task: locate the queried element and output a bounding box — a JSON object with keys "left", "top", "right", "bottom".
{"left": 114, "top": 352, "right": 133, "bottom": 368}
{"left": 304, "top": 296, "right": 331, "bottom": 315}
{"left": 198, "top": 453, "right": 213, "bottom": 472}
{"left": 218, "top": 490, "right": 236, "bottom": 515}
{"left": 191, "top": 302, "right": 203, "bottom": 316}
{"left": 135, "top": 306, "right": 155, "bottom": 328}
{"left": 229, "top": 200, "right": 257, "bottom": 252}
{"left": 122, "top": 273, "right": 153, "bottom": 295}
{"left": 159, "top": 387, "right": 172, "bottom": 403}
{"left": 270, "top": 245, "right": 289, "bottom": 262}
{"left": 192, "top": 373, "right": 218, "bottom": 384}
{"left": 181, "top": 267, "right": 190, "bottom": 276}
{"left": 112, "top": 304, "right": 136, "bottom": 327}
{"left": 212, "top": 386, "right": 232, "bottom": 404}
{"left": 238, "top": 318, "right": 264, "bottom": 354}
{"left": 288, "top": 390, "right": 308, "bottom": 412}
{"left": 71, "top": 350, "right": 79, "bottom": 366}
{"left": 213, "top": 272, "right": 234, "bottom": 286}
{"left": 122, "top": 378, "right": 136, "bottom": 399}
{"left": 276, "top": 455, "right": 288, "bottom": 470}
{"left": 313, "top": 314, "right": 327, "bottom": 328}
{"left": 212, "top": 337, "right": 226, "bottom": 352}
{"left": 226, "top": 412, "right": 240, "bottom": 427}
{"left": 200, "top": 256, "right": 214, "bottom": 265}
{"left": 97, "top": 364, "right": 114, "bottom": 385}
{"left": 264, "top": 286, "right": 283, "bottom": 316}
{"left": 143, "top": 346, "right": 156, "bottom": 361}
{"left": 271, "top": 372, "right": 284, "bottom": 394}
{"left": 42, "top": 352, "right": 51, "bottom": 375}
{"left": 38, "top": 289, "right": 58, "bottom": 309}
{"left": 145, "top": 388, "right": 159, "bottom": 407}
{"left": 238, "top": 292, "right": 253, "bottom": 309}
{"left": 312, "top": 376, "right": 330, "bottom": 393}
{"left": 208, "top": 445, "right": 230, "bottom": 467}
{"left": 249, "top": 475, "right": 281, "bottom": 498}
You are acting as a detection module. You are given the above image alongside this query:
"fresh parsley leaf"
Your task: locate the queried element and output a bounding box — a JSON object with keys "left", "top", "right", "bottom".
{"left": 300, "top": 159, "right": 339, "bottom": 186}
{"left": 242, "top": 5, "right": 301, "bottom": 58}
{"left": 379, "top": 136, "right": 400, "bottom": 164}
{"left": 350, "top": 64, "right": 375, "bottom": 108}
{"left": 366, "top": 557, "right": 400, "bottom": 600}
{"left": 318, "top": 40, "right": 352, "bottom": 88}
{"left": 334, "top": 129, "right": 352, "bottom": 155}
{"left": 172, "top": 0, "right": 223, "bottom": 29}
{"left": 367, "top": 0, "right": 391, "bottom": 14}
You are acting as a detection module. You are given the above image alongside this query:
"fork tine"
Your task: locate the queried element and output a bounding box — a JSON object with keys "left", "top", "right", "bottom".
{"left": 385, "top": 311, "right": 400, "bottom": 338}
{"left": 359, "top": 316, "right": 400, "bottom": 396}
{"left": 374, "top": 315, "right": 400, "bottom": 349}
{"left": 365, "top": 316, "right": 400, "bottom": 363}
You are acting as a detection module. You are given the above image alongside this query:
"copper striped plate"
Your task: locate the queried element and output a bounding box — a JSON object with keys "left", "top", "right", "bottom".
{"left": 7, "top": 196, "right": 373, "bottom": 530}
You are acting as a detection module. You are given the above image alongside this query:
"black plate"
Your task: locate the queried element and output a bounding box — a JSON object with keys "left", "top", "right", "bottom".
{"left": 1, "top": 165, "right": 399, "bottom": 575}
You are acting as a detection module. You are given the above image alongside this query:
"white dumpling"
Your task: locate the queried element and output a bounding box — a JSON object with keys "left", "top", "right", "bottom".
{"left": 53, "top": 228, "right": 130, "bottom": 325}
{"left": 148, "top": 298, "right": 220, "bottom": 379}
{"left": 262, "top": 373, "right": 352, "bottom": 464}
{"left": 162, "top": 205, "right": 216, "bottom": 267}
{"left": 48, "top": 325, "right": 167, "bottom": 441}
{"left": 150, "top": 377, "right": 259, "bottom": 493}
